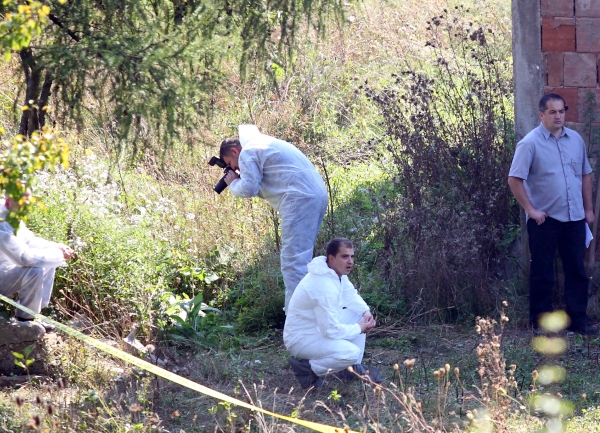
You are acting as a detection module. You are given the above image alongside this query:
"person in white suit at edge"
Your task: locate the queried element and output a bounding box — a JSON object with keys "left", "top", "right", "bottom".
{"left": 283, "top": 237, "right": 382, "bottom": 388}
{"left": 221, "top": 125, "right": 328, "bottom": 312}
{"left": 0, "top": 189, "right": 74, "bottom": 333}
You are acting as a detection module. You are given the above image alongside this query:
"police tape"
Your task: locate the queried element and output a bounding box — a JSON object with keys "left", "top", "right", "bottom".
{"left": 0, "top": 294, "right": 359, "bottom": 433}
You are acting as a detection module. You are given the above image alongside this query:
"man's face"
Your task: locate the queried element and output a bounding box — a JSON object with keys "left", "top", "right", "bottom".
{"left": 222, "top": 148, "right": 240, "bottom": 171}
{"left": 539, "top": 99, "right": 566, "bottom": 134}
{"left": 327, "top": 246, "right": 354, "bottom": 277}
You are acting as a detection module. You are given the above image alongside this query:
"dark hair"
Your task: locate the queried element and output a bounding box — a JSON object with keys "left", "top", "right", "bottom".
{"left": 219, "top": 138, "right": 241, "bottom": 159}
{"left": 326, "top": 237, "right": 353, "bottom": 258}
{"left": 539, "top": 93, "right": 568, "bottom": 112}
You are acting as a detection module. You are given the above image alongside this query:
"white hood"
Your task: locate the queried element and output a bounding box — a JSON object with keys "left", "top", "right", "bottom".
{"left": 307, "top": 256, "right": 338, "bottom": 277}
{"left": 238, "top": 124, "right": 273, "bottom": 148}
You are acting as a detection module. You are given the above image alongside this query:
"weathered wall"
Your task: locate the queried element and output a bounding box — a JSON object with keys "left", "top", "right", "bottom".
{"left": 541, "top": 0, "right": 600, "bottom": 144}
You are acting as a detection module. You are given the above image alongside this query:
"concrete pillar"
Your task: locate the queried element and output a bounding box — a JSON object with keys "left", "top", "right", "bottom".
{"left": 512, "top": 0, "right": 544, "bottom": 281}
{"left": 512, "top": 0, "right": 544, "bottom": 137}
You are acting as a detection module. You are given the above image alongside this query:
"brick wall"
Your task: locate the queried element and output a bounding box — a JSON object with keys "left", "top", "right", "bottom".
{"left": 541, "top": 0, "right": 600, "bottom": 144}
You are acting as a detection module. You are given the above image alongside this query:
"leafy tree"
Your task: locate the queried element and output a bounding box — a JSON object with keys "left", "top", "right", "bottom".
{"left": 3, "top": 0, "right": 348, "bottom": 156}
{"left": 0, "top": 2, "right": 69, "bottom": 229}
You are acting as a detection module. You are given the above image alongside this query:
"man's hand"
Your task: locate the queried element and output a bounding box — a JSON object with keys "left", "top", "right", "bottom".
{"left": 508, "top": 177, "right": 546, "bottom": 225}
{"left": 527, "top": 208, "right": 547, "bottom": 225}
{"left": 224, "top": 170, "right": 240, "bottom": 185}
{"left": 585, "top": 209, "right": 595, "bottom": 225}
{"left": 58, "top": 244, "right": 74, "bottom": 260}
{"left": 358, "top": 313, "right": 376, "bottom": 334}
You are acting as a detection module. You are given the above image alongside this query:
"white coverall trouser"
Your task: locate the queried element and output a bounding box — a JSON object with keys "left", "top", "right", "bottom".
{"left": 279, "top": 188, "right": 328, "bottom": 311}
{"left": 0, "top": 264, "right": 56, "bottom": 319}
{"left": 286, "top": 308, "right": 365, "bottom": 377}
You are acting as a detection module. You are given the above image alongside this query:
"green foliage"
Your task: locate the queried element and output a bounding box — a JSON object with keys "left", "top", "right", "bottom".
{"left": 0, "top": 127, "right": 69, "bottom": 230}
{"left": 26, "top": 154, "right": 176, "bottom": 334}
{"left": 0, "top": 0, "right": 54, "bottom": 61}
{"left": 6, "top": 0, "right": 350, "bottom": 153}
{"left": 23, "top": 151, "right": 245, "bottom": 346}
{"left": 158, "top": 291, "right": 235, "bottom": 348}
{"left": 230, "top": 253, "right": 286, "bottom": 333}
{"left": 12, "top": 343, "right": 36, "bottom": 372}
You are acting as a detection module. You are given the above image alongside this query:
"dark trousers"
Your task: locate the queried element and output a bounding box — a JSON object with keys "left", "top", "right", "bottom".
{"left": 528, "top": 217, "right": 589, "bottom": 329}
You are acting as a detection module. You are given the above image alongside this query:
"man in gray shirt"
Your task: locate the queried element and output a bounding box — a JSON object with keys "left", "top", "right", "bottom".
{"left": 508, "top": 93, "right": 596, "bottom": 335}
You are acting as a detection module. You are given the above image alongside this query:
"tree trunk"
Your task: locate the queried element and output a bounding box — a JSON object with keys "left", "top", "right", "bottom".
{"left": 38, "top": 72, "right": 53, "bottom": 129}
{"left": 18, "top": 48, "right": 47, "bottom": 136}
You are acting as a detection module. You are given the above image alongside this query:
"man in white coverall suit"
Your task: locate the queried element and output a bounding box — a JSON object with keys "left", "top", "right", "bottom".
{"left": 283, "top": 237, "right": 382, "bottom": 388}
{"left": 222, "top": 125, "right": 328, "bottom": 312}
{"left": 0, "top": 190, "right": 73, "bottom": 332}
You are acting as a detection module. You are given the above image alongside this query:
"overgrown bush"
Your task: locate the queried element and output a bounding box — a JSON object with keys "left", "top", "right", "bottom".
{"left": 26, "top": 153, "right": 236, "bottom": 343}
{"left": 364, "top": 8, "right": 518, "bottom": 317}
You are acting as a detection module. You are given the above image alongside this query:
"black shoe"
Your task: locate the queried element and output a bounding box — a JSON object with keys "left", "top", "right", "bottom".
{"left": 353, "top": 364, "right": 383, "bottom": 383}
{"left": 288, "top": 357, "right": 323, "bottom": 389}
{"left": 531, "top": 325, "right": 547, "bottom": 336}
{"left": 567, "top": 324, "right": 599, "bottom": 335}
{"left": 334, "top": 367, "right": 355, "bottom": 382}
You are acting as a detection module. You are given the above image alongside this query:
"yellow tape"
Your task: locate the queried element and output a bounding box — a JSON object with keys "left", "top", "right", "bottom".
{"left": 0, "top": 294, "right": 358, "bottom": 433}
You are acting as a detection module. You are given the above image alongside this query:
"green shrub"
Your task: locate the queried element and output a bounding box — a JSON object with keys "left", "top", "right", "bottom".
{"left": 230, "top": 252, "right": 286, "bottom": 333}
{"left": 28, "top": 154, "right": 233, "bottom": 343}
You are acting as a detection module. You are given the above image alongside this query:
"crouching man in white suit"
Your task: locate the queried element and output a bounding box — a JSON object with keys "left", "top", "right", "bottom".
{"left": 0, "top": 190, "right": 73, "bottom": 332}
{"left": 283, "top": 237, "right": 382, "bottom": 388}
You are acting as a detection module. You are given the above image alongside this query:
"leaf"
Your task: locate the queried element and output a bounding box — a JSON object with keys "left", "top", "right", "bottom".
{"left": 23, "top": 343, "right": 36, "bottom": 358}
{"left": 170, "top": 315, "right": 188, "bottom": 326}
{"left": 168, "top": 334, "right": 189, "bottom": 341}
{"left": 12, "top": 352, "right": 24, "bottom": 360}
{"left": 205, "top": 272, "right": 219, "bottom": 284}
{"left": 191, "top": 292, "right": 204, "bottom": 305}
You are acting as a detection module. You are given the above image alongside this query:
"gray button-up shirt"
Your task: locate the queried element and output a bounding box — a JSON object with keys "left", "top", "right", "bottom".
{"left": 509, "top": 123, "right": 592, "bottom": 222}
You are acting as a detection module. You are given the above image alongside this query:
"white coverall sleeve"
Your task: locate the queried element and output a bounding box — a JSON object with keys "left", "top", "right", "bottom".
{"left": 228, "top": 149, "right": 263, "bottom": 198}
{"left": 17, "top": 223, "right": 61, "bottom": 250}
{"left": 0, "top": 231, "right": 65, "bottom": 268}
{"left": 313, "top": 288, "right": 362, "bottom": 340}
{"left": 341, "top": 280, "right": 370, "bottom": 315}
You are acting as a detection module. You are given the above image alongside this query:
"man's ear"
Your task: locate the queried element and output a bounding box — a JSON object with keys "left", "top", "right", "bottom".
{"left": 230, "top": 147, "right": 240, "bottom": 157}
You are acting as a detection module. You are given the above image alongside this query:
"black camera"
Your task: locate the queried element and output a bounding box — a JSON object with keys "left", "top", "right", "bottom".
{"left": 208, "top": 156, "right": 233, "bottom": 194}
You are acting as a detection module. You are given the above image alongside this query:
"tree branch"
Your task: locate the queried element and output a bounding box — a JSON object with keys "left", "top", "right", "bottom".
{"left": 48, "top": 13, "right": 81, "bottom": 42}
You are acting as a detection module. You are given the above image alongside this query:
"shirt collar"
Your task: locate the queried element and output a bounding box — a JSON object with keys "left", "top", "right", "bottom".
{"left": 539, "top": 122, "right": 568, "bottom": 139}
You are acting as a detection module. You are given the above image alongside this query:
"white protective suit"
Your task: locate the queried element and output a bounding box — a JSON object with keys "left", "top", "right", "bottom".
{"left": 0, "top": 206, "right": 66, "bottom": 319}
{"left": 229, "top": 125, "right": 328, "bottom": 311}
{"left": 283, "top": 256, "right": 370, "bottom": 376}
